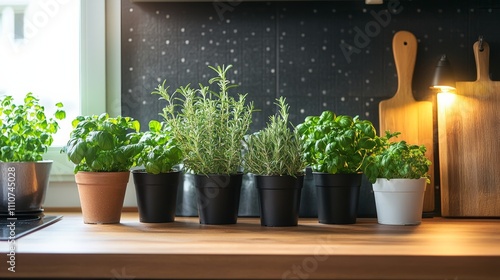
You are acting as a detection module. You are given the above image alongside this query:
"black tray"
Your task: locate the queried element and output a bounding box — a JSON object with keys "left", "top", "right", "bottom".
{"left": 0, "top": 215, "right": 62, "bottom": 241}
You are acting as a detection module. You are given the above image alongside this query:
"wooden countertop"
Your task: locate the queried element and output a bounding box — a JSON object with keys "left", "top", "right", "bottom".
{"left": 1, "top": 213, "right": 499, "bottom": 279}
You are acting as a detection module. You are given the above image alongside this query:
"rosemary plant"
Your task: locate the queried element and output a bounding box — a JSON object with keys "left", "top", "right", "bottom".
{"left": 243, "top": 97, "right": 306, "bottom": 176}
{"left": 152, "top": 65, "right": 254, "bottom": 175}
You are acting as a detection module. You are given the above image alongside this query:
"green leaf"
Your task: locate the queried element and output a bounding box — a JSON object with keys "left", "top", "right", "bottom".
{"left": 69, "top": 141, "right": 87, "bottom": 164}
{"left": 131, "top": 119, "right": 141, "bottom": 132}
{"left": 94, "top": 131, "right": 115, "bottom": 150}
{"left": 336, "top": 115, "right": 353, "bottom": 128}
{"left": 148, "top": 120, "right": 162, "bottom": 132}
{"left": 319, "top": 110, "right": 335, "bottom": 123}
{"left": 358, "top": 137, "right": 376, "bottom": 149}
{"left": 55, "top": 110, "right": 66, "bottom": 120}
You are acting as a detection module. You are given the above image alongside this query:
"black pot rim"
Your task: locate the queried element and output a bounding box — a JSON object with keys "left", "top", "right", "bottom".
{"left": 251, "top": 174, "right": 305, "bottom": 178}
{"left": 192, "top": 172, "right": 243, "bottom": 177}
{"left": 132, "top": 169, "right": 181, "bottom": 174}
{"left": 312, "top": 171, "right": 362, "bottom": 175}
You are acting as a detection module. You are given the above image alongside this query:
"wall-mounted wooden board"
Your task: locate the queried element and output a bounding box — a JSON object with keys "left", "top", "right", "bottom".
{"left": 439, "top": 41, "right": 500, "bottom": 217}
{"left": 379, "top": 31, "right": 435, "bottom": 212}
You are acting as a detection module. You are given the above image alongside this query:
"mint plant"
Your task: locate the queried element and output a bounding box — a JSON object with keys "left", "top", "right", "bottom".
{"left": 135, "top": 120, "right": 182, "bottom": 174}
{"left": 0, "top": 92, "right": 65, "bottom": 162}
{"left": 362, "top": 131, "right": 432, "bottom": 184}
{"left": 243, "top": 97, "right": 306, "bottom": 176}
{"left": 296, "top": 111, "right": 377, "bottom": 174}
{"left": 62, "top": 113, "right": 142, "bottom": 173}
{"left": 152, "top": 64, "right": 254, "bottom": 175}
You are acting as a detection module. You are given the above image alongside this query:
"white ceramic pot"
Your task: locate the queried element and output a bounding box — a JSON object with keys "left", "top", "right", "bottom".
{"left": 372, "top": 178, "right": 427, "bottom": 225}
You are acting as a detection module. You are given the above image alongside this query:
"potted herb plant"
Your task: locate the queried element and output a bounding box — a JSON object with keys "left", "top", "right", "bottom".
{"left": 153, "top": 65, "right": 254, "bottom": 225}
{"left": 297, "top": 111, "right": 377, "bottom": 224}
{"left": 243, "top": 97, "right": 306, "bottom": 227}
{"left": 132, "top": 120, "right": 182, "bottom": 223}
{"left": 0, "top": 93, "right": 65, "bottom": 215}
{"left": 362, "top": 131, "right": 432, "bottom": 225}
{"left": 62, "top": 113, "right": 142, "bottom": 224}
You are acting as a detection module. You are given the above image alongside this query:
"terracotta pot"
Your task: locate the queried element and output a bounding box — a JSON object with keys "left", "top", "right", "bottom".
{"left": 75, "top": 171, "right": 130, "bottom": 224}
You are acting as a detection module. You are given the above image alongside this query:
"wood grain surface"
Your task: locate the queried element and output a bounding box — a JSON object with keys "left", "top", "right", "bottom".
{"left": 1, "top": 213, "right": 499, "bottom": 279}
{"left": 379, "top": 31, "right": 435, "bottom": 212}
{"left": 438, "top": 41, "right": 500, "bottom": 217}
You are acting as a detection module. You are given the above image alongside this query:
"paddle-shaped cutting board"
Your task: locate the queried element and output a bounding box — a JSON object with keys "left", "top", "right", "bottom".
{"left": 379, "top": 31, "right": 434, "bottom": 212}
{"left": 439, "top": 40, "right": 500, "bottom": 217}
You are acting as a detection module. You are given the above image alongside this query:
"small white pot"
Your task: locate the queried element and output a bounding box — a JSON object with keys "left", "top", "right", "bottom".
{"left": 372, "top": 178, "right": 427, "bottom": 225}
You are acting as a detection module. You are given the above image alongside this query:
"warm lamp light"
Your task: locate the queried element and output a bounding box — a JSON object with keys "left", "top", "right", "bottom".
{"left": 430, "top": 54, "right": 455, "bottom": 92}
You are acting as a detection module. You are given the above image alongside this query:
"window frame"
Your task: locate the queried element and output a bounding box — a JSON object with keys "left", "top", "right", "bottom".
{"left": 45, "top": 0, "right": 108, "bottom": 182}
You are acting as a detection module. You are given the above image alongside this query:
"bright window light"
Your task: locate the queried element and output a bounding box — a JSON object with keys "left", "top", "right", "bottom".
{"left": 0, "top": 0, "right": 80, "bottom": 146}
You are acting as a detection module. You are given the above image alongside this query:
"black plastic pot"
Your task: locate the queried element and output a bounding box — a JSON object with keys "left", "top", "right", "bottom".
{"left": 132, "top": 170, "right": 181, "bottom": 223}
{"left": 194, "top": 173, "right": 243, "bottom": 225}
{"left": 255, "top": 175, "right": 304, "bottom": 227}
{"left": 313, "top": 172, "right": 362, "bottom": 224}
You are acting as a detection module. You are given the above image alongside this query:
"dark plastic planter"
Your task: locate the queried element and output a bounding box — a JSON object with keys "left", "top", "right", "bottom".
{"left": 255, "top": 175, "right": 304, "bottom": 227}
{"left": 132, "top": 170, "right": 181, "bottom": 223}
{"left": 194, "top": 173, "right": 243, "bottom": 225}
{"left": 313, "top": 172, "right": 362, "bottom": 224}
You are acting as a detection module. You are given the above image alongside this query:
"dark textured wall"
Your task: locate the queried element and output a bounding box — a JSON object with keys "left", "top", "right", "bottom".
{"left": 121, "top": 0, "right": 500, "bottom": 217}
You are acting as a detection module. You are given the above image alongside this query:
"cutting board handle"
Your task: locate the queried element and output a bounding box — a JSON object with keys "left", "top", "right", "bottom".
{"left": 473, "top": 41, "right": 490, "bottom": 82}
{"left": 392, "top": 31, "right": 417, "bottom": 102}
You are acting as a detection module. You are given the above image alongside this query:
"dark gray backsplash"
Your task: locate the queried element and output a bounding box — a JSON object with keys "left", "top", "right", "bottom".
{"left": 121, "top": 0, "right": 500, "bottom": 217}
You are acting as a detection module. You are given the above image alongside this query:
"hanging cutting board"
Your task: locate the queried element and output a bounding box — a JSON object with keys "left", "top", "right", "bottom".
{"left": 439, "top": 40, "right": 500, "bottom": 217}
{"left": 379, "top": 31, "right": 435, "bottom": 212}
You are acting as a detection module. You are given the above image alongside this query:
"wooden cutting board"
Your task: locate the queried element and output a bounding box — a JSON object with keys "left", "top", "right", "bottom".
{"left": 439, "top": 40, "right": 500, "bottom": 217}
{"left": 379, "top": 31, "right": 435, "bottom": 212}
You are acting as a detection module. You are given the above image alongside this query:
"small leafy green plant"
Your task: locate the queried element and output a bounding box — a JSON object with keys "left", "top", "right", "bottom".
{"left": 152, "top": 64, "right": 254, "bottom": 175}
{"left": 296, "top": 111, "right": 377, "bottom": 174}
{"left": 135, "top": 120, "right": 182, "bottom": 174}
{"left": 362, "top": 131, "right": 432, "bottom": 184}
{"left": 243, "top": 97, "right": 306, "bottom": 176}
{"left": 0, "top": 92, "right": 65, "bottom": 162}
{"left": 62, "top": 113, "right": 142, "bottom": 173}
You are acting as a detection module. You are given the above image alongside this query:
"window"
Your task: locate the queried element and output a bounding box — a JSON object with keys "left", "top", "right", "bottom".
{"left": 0, "top": 0, "right": 107, "bottom": 181}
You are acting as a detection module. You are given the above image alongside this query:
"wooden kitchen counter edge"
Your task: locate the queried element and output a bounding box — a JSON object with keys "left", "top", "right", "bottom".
{"left": 1, "top": 213, "right": 499, "bottom": 279}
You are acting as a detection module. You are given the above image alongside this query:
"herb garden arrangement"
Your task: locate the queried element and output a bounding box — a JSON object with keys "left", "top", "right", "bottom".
{"left": 6, "top": 64, "right": 432, "bottom": 226}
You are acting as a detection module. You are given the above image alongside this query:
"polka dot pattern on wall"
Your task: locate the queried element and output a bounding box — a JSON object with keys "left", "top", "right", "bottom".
{"left": 121, "top": 0, "right": 500, "bottom": 134}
